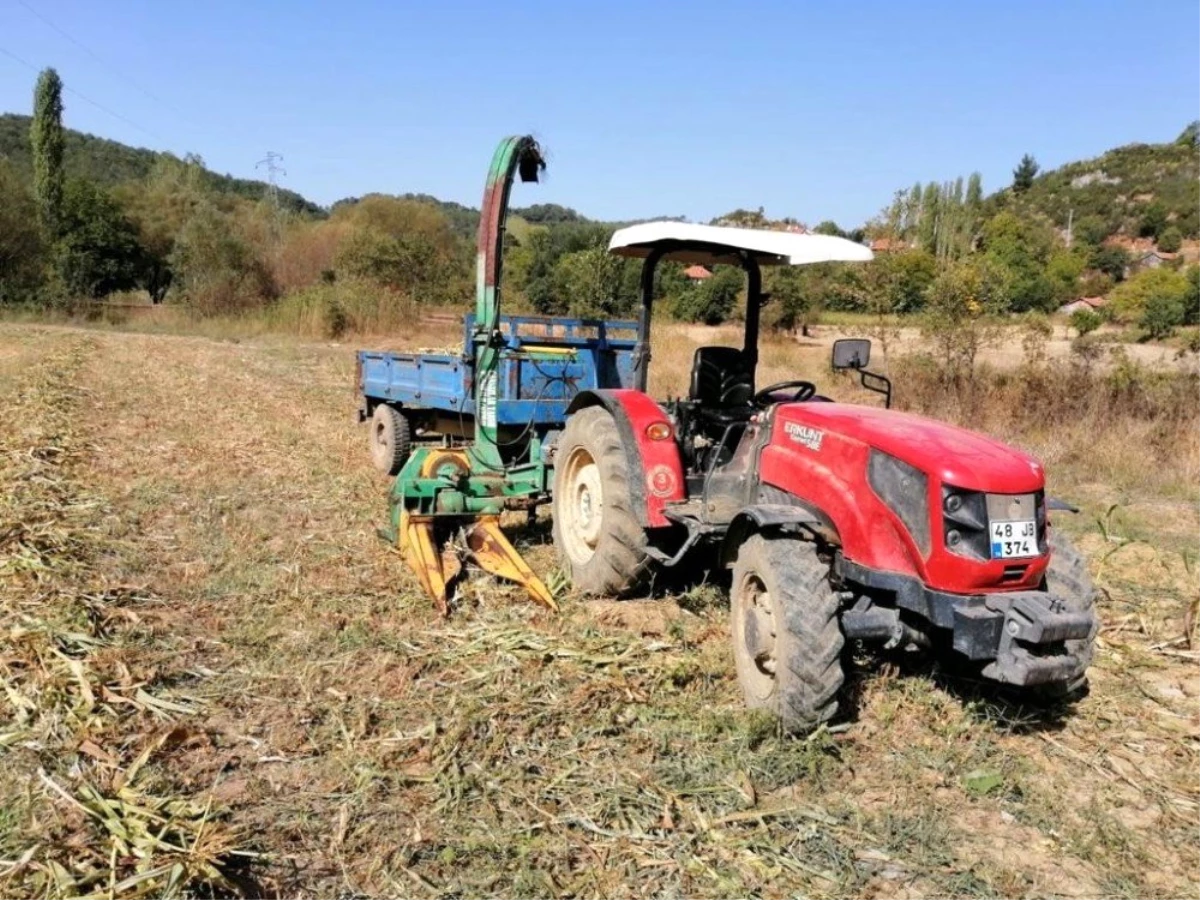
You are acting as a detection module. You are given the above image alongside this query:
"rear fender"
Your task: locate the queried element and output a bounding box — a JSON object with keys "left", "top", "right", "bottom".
{"left": 565, "top": 389, "right": 685, "bottom": 528}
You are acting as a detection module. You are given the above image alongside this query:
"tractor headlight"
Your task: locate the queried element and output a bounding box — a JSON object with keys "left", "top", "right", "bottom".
{"left": 867, "top": 450, "right": 930, "bottom": 556}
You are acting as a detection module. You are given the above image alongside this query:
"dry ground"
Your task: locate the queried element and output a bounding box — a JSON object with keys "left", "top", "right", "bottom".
{"left": 1, "top": 321, "right": 1197, "bottom": 898}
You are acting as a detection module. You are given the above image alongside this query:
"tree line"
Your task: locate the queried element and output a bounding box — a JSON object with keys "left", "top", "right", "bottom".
{"left": 1, "top": 68, "right": 1197, "bottom": 341}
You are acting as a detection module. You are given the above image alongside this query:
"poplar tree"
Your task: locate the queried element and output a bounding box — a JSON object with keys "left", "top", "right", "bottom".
{"left": 30, "top": 67, "right": 65, "bottom": 236}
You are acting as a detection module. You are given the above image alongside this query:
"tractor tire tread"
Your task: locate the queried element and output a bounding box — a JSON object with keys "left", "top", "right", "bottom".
{"left": 734, "top": 534, "right": 844, "bottom": 734}
{"left": 1038, "top": 529, "right": 1098, "bottom": 697}
{"left": 553, "top": 405, "right": 655, "bottom": 597}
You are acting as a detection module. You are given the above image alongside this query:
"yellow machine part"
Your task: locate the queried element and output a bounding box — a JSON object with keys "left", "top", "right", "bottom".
{"left": 396, "top": 449, "right": 556, "bottom": 616}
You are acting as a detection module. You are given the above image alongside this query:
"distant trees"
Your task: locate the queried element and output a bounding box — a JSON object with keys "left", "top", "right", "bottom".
{"left": 879, "top": 174, "right": 984, "bottom": 261}
{"left": 979, "top": 212, "right": 1055, "bottom": 312}
{"left": 1012, "top": 154, "right": 1039, "bottom": 193}
{"left": 1176, "top": 121, "right": 1199, "bottom": 148}
{"left": 1138, "top": 201, "right": 1168, "bottom": 239}
{"left": 673, "top": 265, "right": 742, "bottom": 324}
{"left": 1108, "top": 266, "right": 1193, "bottom": 338}
{"left": 31, "top": 68, "right": 65, "bottom": 236}
{"left": 0, "top": 161, "right": 44, "bottom": 304}
{"left": 54, "top": 179, "right": 144, "bottom": 299}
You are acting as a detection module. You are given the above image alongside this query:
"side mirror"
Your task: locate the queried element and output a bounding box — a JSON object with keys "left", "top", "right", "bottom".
{"left": 832, "top": 338, "right": 872, "bottom": 370}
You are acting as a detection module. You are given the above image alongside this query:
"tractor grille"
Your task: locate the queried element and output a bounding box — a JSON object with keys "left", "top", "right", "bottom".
{"left": 942, "top": 487, "right": 1047, "bottom": 562}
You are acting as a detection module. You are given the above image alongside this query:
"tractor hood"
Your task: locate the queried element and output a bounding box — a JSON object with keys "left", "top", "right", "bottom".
{"left": 776, "top": 402, "right": 1045, "bottom": 494}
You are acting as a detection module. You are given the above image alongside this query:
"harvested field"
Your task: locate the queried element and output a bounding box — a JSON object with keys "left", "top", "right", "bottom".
{"left": 1, "top": 321, "right": 1197, "bottom": 898}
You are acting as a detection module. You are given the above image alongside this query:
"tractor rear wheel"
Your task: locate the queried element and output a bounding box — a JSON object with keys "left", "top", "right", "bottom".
{"left": 1036, "top": 528, "right": 1098, "bottom": 699}
{"left": 553, "top": 405, "right": 654, "bottom": 596}
{"left": 731, "top": 534, "right": 844, "bottom": 734}
{"left": 370, "top": 404, "right": 411, "bottom": 476}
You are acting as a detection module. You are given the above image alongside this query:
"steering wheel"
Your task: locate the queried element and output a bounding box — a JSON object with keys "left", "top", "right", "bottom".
{"left": 753, "top": 380, "right": 817, "bottom": 406}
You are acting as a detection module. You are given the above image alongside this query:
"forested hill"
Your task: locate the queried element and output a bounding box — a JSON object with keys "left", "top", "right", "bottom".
{"left": 0, "top": 113, "right": 323, "bottom": 216}
{"left": 995, "top": 124, "right": 1200, "bottom": 239}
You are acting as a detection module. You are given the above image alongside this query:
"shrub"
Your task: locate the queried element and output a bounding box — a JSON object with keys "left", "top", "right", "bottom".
{"left": 170, "top": 202, "right": 274, "bottom": 315}
{"left": 266, "top": 278, "right": 415, "bottom": 338}
{"left": 672, "top": 265, "right": 743, "bottom": 324}
{"left": 1109, "top": 266, "right": 1190, "bottom": 324}
{"left": 1139, "top": 292, "right": 1184, "bottom": 340}
{"left": 1070, "top": 307, "right": 1103, "bottom": 336}
{"left": 1158, "top": 226, "right": 1183, "bottom": 254}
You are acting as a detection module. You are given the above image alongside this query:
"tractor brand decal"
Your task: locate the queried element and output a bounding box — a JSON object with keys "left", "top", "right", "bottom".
{"left": 785, "top": 422, "right": 824, "bottom": 451}
{"left": 647, "top": 464, "right": 677, "bottom": 498}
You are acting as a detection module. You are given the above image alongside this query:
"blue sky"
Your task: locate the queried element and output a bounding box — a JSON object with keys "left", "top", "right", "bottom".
{"left": 2, "top": 0, "right": 1197, "bottom": 226}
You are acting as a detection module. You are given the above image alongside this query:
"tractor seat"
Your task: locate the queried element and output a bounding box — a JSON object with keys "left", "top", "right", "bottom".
{"left": 689, "top": 347, "right": 755, "bottom": 425}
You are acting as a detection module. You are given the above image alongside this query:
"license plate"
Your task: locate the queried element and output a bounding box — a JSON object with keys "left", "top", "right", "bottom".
{"left": 990, "top": 520, "right": 1038, "bottom": 559}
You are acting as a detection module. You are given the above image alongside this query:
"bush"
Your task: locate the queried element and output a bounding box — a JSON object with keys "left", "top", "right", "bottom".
{"left": 266, "top": 278, "right": 415, "bottom": 338}
{"left": 1070, "top": 307, "right": 1103, "bottom": 336}
{"left": 170, "top": 202, "right": 274, "bottom": 315}
{"left": 1109, "top": 267, "right": 1190, "bottom": 325}
{"left": 672, "top": 265, "right": 742, "bottom": 324}
{"left": 1139, "top": 292, "right": 1184, "bottom": 340}
{"left": 1158, "top": 226, "right": 1183, "bottom": 254}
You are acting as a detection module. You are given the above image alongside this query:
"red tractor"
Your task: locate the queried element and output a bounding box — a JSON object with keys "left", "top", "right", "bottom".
{"left": 551, "top": 222, "right": 1098, "bottom": 733}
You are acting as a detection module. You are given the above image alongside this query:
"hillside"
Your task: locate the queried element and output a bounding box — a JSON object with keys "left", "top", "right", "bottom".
{"left": 998, "top": 124, "right": 1200, "bottom": 239}
{"left": 0, "top": 113, "right": 323, "bottom": 216}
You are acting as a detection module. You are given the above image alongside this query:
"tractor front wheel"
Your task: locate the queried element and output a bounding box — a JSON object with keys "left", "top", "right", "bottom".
{"left": 731, "top": 534, "right": 845, "bottom": 734}
{"left": 553, "top": 406, "right": 654, "bottom": 596}
{"left": 370, "top": 404, "right": 411, "bottom": 476}
{"left": 1035, "top": 528, "right": 1099, "bottom": 699}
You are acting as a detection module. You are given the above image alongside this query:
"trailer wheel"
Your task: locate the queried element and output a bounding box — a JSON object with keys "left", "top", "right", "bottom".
{"left": 553, "top": 405, "right": 654, "bottom": 596}
{"left": 1035, "top": 529, "right": 1098, "bottom": 699}
{"left": 370, "top": 404, "right": 411, "bottom": 475}
{"left": 731, "top": 534, "right": 844, "bottom": 734}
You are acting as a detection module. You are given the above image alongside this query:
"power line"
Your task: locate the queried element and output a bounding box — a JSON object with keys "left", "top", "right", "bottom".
{"left": 0, "top": 43, "right": 165, "bottom": 142}
{"left": 13, "top": 0, "right": 178, "bottom": 114}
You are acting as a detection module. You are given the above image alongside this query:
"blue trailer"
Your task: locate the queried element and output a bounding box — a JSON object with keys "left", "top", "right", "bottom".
{"left": 357, "top": 313, "right": 640, "bottom": 475}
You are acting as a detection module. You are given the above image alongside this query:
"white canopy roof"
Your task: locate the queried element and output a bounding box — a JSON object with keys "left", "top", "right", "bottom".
{"left": 608, "top": 221, "right": 874, "bottom": 266}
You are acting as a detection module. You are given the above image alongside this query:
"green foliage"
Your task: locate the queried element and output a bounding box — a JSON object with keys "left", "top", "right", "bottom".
{"left": 1089, "top": 244, "right": 1129, "bottom": 282}
{"left": 812, "top": 220, "right": 845, "bottom": 237}
{"left": 1073, "top": 214, "right": 1109, "bottom": 248}
{"left": 1157, "top": 226, "right": 1183, "bottom": 254}
{"left": 0, "top": 160, "right": 46, "bottom": 304}
{"left": 673, "top": 265, "right": 742, "bottom": 324}
{"left": 1, "top": 113, "right": 322, "bottom": 215}
{"left": 1002, "top": 136, "right": 1199, "bottom": 240}
{"left": 516, "top": 203, "right": 586, "bottom": 225}
{"left": 922, "top": 257, "right": 1009, "bottom": 378}
{"left": 1181, "top": 266, "right": 1199, "bottom": 327}
{"left": 865, "top": 250, "right": 938, "bottom": 314}
{"left": 880, "top": 174, "right": 981, "bottom": 260}
{"left": 30, "top": 69, "right": 65, "bottom": 235}
{"left": 170, "top": 201, "right": 273, "bottom": 314}
{"left": 764, "top": 265, "right": 818, "bottom": 332}
{"left": 1045, "top": 248, "right": 1087, "bottom": 303}
{"left": 53, "top": 179, "right": 144, "bottom": 301}
{"left": 1109, "top": 266, "right": 1190, "bottom": 327}
{"left": 1069, "top": 307, "right": 1103, "bottom": 337}
{"left": 1139, "top": 291, "right": 1184, "bottom": 340}
{"left": 552, "top": 244, "right": 634, "bottom": 318}
{"left": 115, "top": 155, "right": 211, "bottom": 302}
{"left": 980, "top": 212, "right": 1055, "bottom": 311}
{"left": 1177, "top": 121, "right": 1200, "bottom": 148}
{"left": 1138, "top": 201, "right": 1167, "bottom": 239}
{"left": 1012, "top": 154, "right": 1039, "bottom": 193}
{"left": 331, "top": 195, "right": 469, "bottom": 304}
